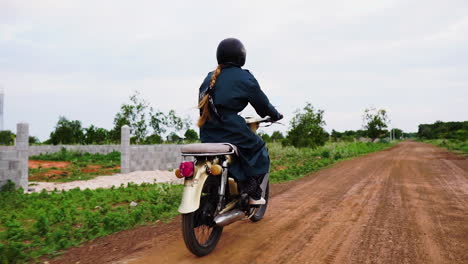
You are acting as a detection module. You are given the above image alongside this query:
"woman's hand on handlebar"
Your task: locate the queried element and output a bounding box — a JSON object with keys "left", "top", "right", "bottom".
{"left": 271, "top": 113, "right": 283, "bottom": 122}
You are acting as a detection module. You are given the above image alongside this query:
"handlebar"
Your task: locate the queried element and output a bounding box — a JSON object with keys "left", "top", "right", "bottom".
{"left": 244, "top": 116, "right": 273, "bottom": 124}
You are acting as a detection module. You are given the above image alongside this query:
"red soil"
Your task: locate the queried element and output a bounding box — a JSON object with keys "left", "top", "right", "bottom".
{"left": 29, "top": 160, "right": 71, "bottom": 169}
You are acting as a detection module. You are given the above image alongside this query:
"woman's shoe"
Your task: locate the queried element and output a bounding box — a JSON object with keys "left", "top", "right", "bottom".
{"left": 249, "top": 197, "right": 266, "bottom": 205}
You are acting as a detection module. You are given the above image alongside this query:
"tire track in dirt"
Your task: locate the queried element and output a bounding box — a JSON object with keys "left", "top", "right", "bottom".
{"left": 51, "top": 141, "right": 468, "bottom": 264}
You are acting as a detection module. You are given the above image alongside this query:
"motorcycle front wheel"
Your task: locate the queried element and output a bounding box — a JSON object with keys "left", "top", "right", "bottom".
{"left": 182, "top": 178, "right": 223, "bottom": 256}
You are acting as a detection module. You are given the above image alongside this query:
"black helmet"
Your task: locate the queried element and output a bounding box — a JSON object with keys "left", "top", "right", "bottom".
{"left": 216, "top": 38, "right": 246, "bottom": 67}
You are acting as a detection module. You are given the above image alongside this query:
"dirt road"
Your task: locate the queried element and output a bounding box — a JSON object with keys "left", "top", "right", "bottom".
{"left": 52, "top": 141, "right": 468, "bottom": 264}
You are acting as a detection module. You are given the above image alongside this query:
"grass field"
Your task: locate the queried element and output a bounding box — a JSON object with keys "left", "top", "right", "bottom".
{"left": 269, "top": 141, "right": 394, "bottom": 183}
{"left": 2, "top": 141, "right": 394, "bottom": 263}
{"left": 422, "top": 139, "right": 468, "bottom": 156}
{"left": 0, "top": 182, "right": 182, "bottom": 264}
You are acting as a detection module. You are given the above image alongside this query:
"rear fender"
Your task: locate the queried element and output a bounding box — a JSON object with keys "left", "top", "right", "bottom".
{"left": 178, "top": 164, "right": 209, "bottom": 214}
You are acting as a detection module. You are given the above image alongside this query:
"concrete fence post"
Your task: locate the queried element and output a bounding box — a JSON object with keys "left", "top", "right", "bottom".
{"left": 16, "top": 123, "right": 29, "bottom": 190}
{"left": 121, "top": 125, "right": 130, "bottom": 174}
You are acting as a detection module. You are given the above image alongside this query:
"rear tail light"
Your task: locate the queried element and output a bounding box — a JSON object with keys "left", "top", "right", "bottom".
{"left": 179, "top": 161, "right": 194, "bottom": 177}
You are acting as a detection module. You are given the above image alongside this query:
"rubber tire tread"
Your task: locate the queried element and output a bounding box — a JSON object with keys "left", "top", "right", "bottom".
{"left": 250, "top": 181, "right": 269, "bottom": 222}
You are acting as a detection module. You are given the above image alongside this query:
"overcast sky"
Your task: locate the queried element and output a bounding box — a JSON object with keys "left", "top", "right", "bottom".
{"left": 1, "top": 0, "right": 467, "bottom": 140}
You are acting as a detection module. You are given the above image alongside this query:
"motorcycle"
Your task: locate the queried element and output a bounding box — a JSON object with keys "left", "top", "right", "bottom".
{"left": 174, "top": 116, "right": 274, "bottom": 256}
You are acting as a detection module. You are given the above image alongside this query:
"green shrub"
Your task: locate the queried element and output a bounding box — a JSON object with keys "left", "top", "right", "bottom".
{"left": 285, "top": 103, "right": 327, "bottom": 148}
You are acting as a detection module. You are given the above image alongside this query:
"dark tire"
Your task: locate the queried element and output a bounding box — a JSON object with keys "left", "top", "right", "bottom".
{"left": 182, "top": 178, "right": 223, "bottom": 256}
{"left": 250, "top": 180, "right": 269, "bottom": 222}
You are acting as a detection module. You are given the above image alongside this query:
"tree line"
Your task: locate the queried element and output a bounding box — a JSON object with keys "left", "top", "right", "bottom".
{"left": 0, "top": 92, "right": 199, "bottom": 146}
{"left": 273, "top": 104, "right": 400, "bottom": 148}
{"left": 418, "top": 121, "right": 468, "bottom": 140}
{"left": 4, "top": 92, "right": 463, "bottom": 147}
{"left": 0, "top": 97, "right": 402, "bottom": 147}
{"left": 43, "top": 92, "right": 199, "bottom": 145}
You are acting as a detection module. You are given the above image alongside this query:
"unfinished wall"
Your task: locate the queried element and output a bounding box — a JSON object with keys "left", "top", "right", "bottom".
{"left": 0, "top": 123, "right": 28, "bottom": 189}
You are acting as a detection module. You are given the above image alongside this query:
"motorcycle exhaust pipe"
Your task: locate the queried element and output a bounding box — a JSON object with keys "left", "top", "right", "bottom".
{"left": 214, "top": 209, "right": 245, "bottom": 227}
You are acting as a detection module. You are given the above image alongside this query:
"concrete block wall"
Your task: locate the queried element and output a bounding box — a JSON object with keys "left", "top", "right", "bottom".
{"left": 26, "top": 142, "right": 183, "bottom": 172}
{"left": 0, "top": 151, "right": 20, "bottom": 187}
{"left": 1, "top": 124, "right": 187, "bottom": 190}
{"left": 0, "top": 123, "right": 28, "bottom": 189}
{"left": 119, "top": 126, "right": 184, "bottom": 172}
{"left": 129, "top": 145, "right": 184, "bottom": 171}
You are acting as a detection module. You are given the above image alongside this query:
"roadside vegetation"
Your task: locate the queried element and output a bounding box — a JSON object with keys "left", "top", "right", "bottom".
{"left": 0, "top": 181, "right": 183, "bottom": 264}
{"left": 417, "top": 120, "right": 467, "bottom": 140}
{"left": 269, "top": 141, "right": 393, "bottom": 183}
{"left": 417, "top": 121, "right": 468, "bottom": 156}
{"left": 422, "top": 139, "right": 468, "bottom": 156}
{"left": 29, "top": 149, "right": 121, "bottom": 182}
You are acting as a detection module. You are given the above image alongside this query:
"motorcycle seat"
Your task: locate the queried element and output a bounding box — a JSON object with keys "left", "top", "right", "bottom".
{"left": 181, "top": 143, "right": 238, "bottom": 156}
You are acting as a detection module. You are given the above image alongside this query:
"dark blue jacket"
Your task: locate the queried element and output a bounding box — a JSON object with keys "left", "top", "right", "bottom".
{"left": 199, "top": 65, "right": 280, "bottom": 181}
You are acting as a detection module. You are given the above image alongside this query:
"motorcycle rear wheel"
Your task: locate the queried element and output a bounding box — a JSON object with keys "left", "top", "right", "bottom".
{"left": 182, "top": 178, "right": 223, "bottom": 256}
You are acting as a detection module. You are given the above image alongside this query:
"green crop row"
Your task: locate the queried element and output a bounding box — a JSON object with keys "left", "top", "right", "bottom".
{"left": 0, "top": 182, "right": 183, "bottom": 264}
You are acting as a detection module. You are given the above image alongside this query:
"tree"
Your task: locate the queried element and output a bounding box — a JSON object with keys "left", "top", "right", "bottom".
{"left": 111, "top": 92, "right": 149, "bottom": 144}
{"left": 149, "top": 108, "right": 167, "bottom": 136}
{"left": 362, "top": 107, "right": 389, "bottom": 141}
{"left": 184, "top": 129, "right": 199, "bottom": 142}
{"left": 393, "top": 128, "right": 403, "bottom": 140}
{"left": 84, "top": 125, "right": 110, "bottom": 144}
{"left": 403, "top": 132, "right": 417, "bottom": 139}
{"left": 144, "top": 134, "right": 163, "bottom": 144}
{"left": 166, "top": 132, "right": 183, "bottom": 143}
{"left": 110, "top": 91, "right": 191, "bottom": 144}
{"left": 110, "top": 112, "right": 131, "bottom": 143}
{"left": 417, "top": 121, "right": 467, "bottom": 140}
{"left": 258, "top": 132, "right": 271, "bottom": 142}
{"left": 330, "top": 129, "right": 368, "bottom": 142}
{"left": 271, "top": 131, "right": 284, "bottom": 142}
{"left": 285, "top": 103, "right": 327, "bottom": 148}
{"left": 29, "top": 136, "right": 40, "bottom": 145}
{"left": 166, "top": 110, "right": 184, "bottom": 131}
{"left": 0, "top": 131, "right": 15, "bottom": 145}
{"left": 49, "top": 117, "right": 84, "bottom": 145}
{"left": 331, "top": 129, "right": 341, "bottom": 142}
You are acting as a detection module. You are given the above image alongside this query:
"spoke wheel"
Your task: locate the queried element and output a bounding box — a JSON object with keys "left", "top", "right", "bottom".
{"left": 182, "top": 178, "right": 223, "bottom": 256}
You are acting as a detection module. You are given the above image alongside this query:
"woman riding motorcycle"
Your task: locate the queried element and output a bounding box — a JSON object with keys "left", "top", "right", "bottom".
{"left": 198, "top": 38, "right": 283, "bottom": 205}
